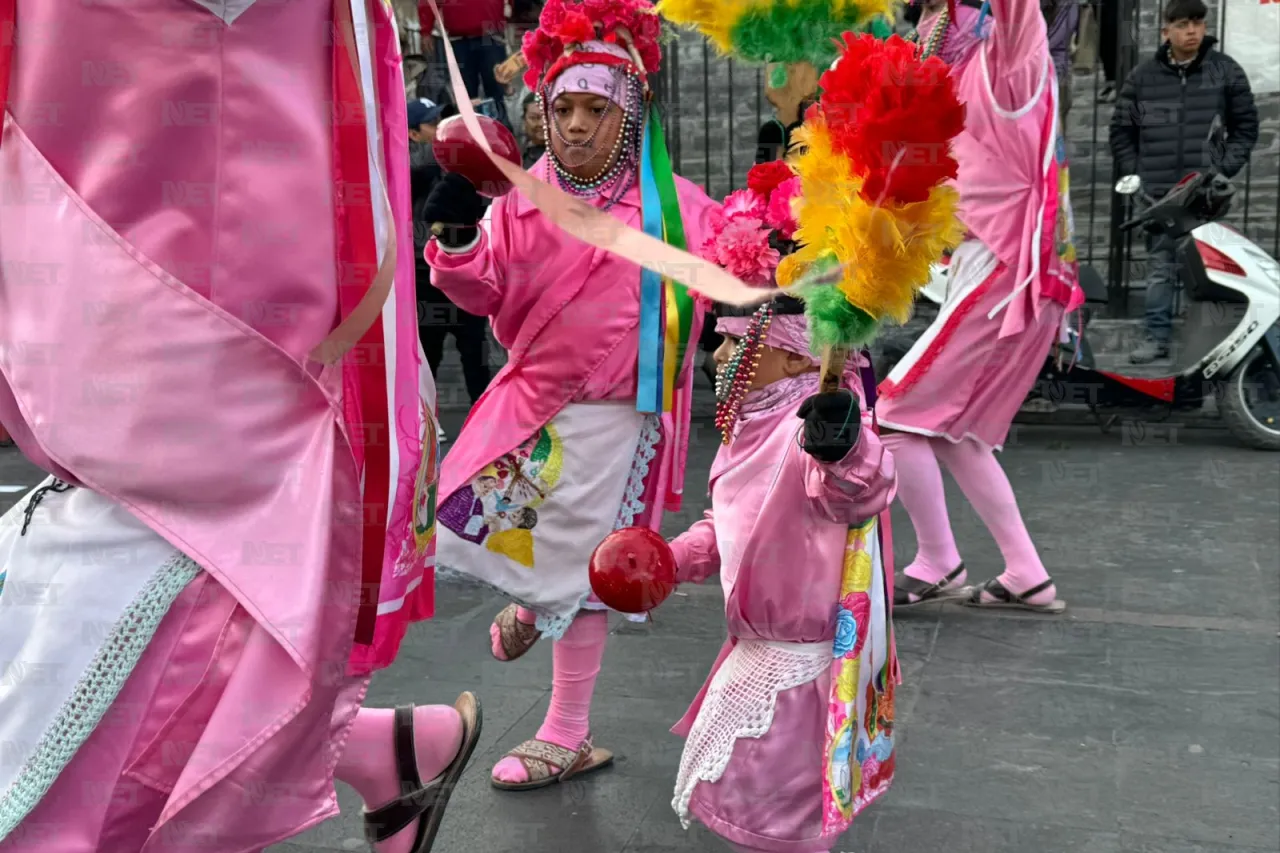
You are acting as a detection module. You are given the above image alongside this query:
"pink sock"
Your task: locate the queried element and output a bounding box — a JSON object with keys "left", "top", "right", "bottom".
{"left": 882, "top": 431, "right": 964, "bottom": 585}
{"left": 492, "top": 611, "right": 607, "bottom": 783}
{"left": 932, "top": 439, "right": 1055, "bottom": 604}
{"left": 335, "top": 705, "right": 463, "bottom": 853}
{"left": 489, "top": 605, "right": 539, "bottom": 660}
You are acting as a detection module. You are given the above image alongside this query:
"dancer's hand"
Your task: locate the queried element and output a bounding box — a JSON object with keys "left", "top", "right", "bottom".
{"left": 424, "top": 172, "right": 487, "bottom": 247}
{"left": 797, "top": 391, "right": 860, "bottom": 463}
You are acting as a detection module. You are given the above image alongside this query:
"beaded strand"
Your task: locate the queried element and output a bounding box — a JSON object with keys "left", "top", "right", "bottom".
{"left": 914, "top": 5, "right": 951, "bottom": 59}
{"left": 714, "top": 304, "right": 775, "bottom": 445}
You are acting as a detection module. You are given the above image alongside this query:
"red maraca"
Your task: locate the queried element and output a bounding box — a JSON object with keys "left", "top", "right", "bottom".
{"left": 588, "top": 527, "right": 678, "bottom": 615}
{"left": 431, "top": 113, "right": 521, "bottom": 199}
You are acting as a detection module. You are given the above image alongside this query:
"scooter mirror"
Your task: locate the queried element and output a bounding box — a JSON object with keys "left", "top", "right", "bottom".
{"left": 1115, "top": 175, "right": 1143, "bottom": 196}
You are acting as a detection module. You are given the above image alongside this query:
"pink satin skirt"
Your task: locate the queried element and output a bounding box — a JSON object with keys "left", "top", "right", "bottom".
{"left": 0, "top": 572, "right": 367, "bottom": 853}
{"left": 878, "top": 263, "right": 1064, "bottom": 451}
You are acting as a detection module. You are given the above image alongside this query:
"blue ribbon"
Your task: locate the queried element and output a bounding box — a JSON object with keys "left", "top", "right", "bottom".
{"left": 974, "top": 0, "right": 991, "bottom": 37}
{"left": 636, "top": 110, "right": 665, "bottom": 415}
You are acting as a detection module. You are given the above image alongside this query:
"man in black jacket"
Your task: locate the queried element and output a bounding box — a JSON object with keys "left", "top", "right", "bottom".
{"left": 409, "top": 101, "right": 493, "bottom": 435}
{"left": 1109, "top": 0, "right": 1258, "bottom": 364}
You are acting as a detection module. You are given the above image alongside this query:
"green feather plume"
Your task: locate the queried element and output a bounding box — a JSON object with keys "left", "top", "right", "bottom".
{"left": 730, "top": 1, "right": 895, "bottom": 71}
{"left": 802, "top": 285, "right": 880, "bottom": 353}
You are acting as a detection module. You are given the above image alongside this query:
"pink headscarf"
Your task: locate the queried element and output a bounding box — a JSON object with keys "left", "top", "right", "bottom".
{"left": 548, "top": 40, "right": 633, "bottom": 108}
{"left": 717, "top": 313, "right": 819, "bottom": 366}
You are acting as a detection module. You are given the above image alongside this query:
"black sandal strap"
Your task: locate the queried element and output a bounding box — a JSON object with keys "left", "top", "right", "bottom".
{"left": 895, "top": 564, "right": 965, "bottom": 604}
{"left": 393, "top": 704, "right": 422, "bottom": 795}
{"left": 1016, "top": 578, "right": 1055, "bottom": 601}
{"left": 363, "top": 705, "right": 435, "bottom": 845}
{"left": 363, "top": 780, "right": 440, "bottom": 844}
{"left": 969, "top": 576, "right": 1055, "bottom": 604}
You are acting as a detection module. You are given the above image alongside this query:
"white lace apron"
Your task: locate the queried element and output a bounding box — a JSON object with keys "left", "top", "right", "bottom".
{"left": 672, "top": 638, "right": 831, "bottom": 827}
{"left": 0, "top": 480, "right": 197, "bottom": 840}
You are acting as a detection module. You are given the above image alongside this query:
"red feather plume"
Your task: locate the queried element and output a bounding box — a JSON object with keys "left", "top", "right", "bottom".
{"left": 522, "top": 0, "right": 663, "bottom": 90}
{"left": 818, "top": 34, "right": 966, "bottom": 205}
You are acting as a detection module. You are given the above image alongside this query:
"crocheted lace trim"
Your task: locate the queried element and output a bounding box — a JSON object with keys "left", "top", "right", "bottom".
{"left": 614, "top": 414, "right": 661, "bottom": 530}
{"left": 673, "top": 639, "right": 832, "bottom": 828}
{"left": 0, "top": 553, "right": 201, "bottom": 842}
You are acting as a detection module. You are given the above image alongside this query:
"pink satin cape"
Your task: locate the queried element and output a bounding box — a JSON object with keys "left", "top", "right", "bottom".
{"left": 426, "top": 165, "right": 720, "bottom": 516}
{"left": 944, "top": 0, "right": 1080, "bottom": 338}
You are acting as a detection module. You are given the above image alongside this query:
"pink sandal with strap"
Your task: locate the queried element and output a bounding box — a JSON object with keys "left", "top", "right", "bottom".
{"left": 492, "top": 603, "right": 542, "bottom": 662}
{"left": 490, "top": 735, "right": 614, "bottom": 792}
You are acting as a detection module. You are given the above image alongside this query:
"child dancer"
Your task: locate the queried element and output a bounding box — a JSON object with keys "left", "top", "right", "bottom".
{"left": 669, "top": 291, "right": 898, "bottom": 853}
{"left": 423, "top": 0, "right": 719, "bottom": 789}
{"left": 879, "top": 0, "right": 1078, "bottom": 613}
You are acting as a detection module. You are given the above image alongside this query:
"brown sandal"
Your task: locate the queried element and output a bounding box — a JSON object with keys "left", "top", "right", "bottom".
{"left": 362, "top": 693, "right": 483, "bottom": 852}
{"left": 492, "top": 603, "right": 542, "bottom": 662}
{"left": 490, "top": 736, "right": 614, "bottom": 792}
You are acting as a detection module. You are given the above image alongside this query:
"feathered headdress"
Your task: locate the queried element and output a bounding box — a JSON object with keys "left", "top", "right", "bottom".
{"left": 522, "top": 0, "right": 664, "bottom": 90}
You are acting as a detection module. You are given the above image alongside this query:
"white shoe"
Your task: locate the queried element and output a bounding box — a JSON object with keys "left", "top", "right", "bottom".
{"left": 437, "top": 423, "right": 448, "bottom": 443}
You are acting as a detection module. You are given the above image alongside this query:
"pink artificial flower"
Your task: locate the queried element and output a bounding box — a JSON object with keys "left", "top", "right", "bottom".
{"left": 766, "top": 176, "right": 803, "bottom": 240}
{"left": 706, "top": 216, "right": 780, "bottom": 285}
{"left": 722, "top": 189, "right": 766, "bottom": 221}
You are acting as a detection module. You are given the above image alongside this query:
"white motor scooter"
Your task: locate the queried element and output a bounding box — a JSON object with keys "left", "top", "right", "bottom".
{"left": 889, "top": 170, "right": 1280, "bottom": 450}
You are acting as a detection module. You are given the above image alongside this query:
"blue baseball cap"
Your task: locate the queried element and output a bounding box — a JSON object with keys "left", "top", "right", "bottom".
{"left": 408, "top": 99, "right": 445, "bottom": 128}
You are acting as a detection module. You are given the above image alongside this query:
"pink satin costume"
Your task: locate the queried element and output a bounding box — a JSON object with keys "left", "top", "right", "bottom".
{"left": 670, "top": 361, "right": 898, "bottom": 853}
{"left": 426, "top": 164, "right": 719, "bottom": 517}
{"left": 875, "top": 0, "right": 1080, "bottom": 605}
{"left": 0, "top": 2, "right": 438, "bottom": 850}
{"left": 878, "top": 0, "right": 1080, "bottom": 449}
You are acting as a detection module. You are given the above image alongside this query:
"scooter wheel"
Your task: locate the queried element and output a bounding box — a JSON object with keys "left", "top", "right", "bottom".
{"left": 1218, "top": 347, "right": 1280, "bottom": 451}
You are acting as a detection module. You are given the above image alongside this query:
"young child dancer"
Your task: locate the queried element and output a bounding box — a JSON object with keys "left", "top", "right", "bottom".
{"left": 669, "top": 288, "right": 898, "bottom": 853}
{"left": 0, "top": 3, "right": 478, "bottom": 852}
{"left": 878, "top": 0, "right": 1078, "bottom": 613}
{"left": 423, "top": 0, "right": 719, "bottom": 789}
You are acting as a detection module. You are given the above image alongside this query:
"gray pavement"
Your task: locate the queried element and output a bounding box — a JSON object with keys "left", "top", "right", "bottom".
{"left": 2, "top": 419, "right": 1277, "bottom": 853}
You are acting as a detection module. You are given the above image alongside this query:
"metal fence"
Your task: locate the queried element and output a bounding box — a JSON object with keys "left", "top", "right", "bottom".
{"left": 649, "top": 0, "right": 1280, "bottom": 317}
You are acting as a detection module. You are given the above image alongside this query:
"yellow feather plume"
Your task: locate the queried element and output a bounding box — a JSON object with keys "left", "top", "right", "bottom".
{"left": 778, "top": 118, "right": 965, "bottom": 323}
{"left": 654, "top": 0, "right": 749, "bottom": 54}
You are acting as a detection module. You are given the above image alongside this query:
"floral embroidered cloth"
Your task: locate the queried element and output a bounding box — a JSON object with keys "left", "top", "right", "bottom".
{"left": 435, "top": 402, "right": 659, "bottom": 638}
{"left": 822, "top": 517, "right": 895, "bottom": 832}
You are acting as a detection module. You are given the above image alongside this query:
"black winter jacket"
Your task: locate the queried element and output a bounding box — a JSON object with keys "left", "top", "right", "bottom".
{"left": 1109, "top": 37, "right": 1258, "bottom": 198}
{"left": 410, "top": 139, "right": 442, "bottom": 271}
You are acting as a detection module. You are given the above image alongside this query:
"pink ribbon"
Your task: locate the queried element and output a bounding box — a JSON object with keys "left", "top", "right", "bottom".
{"left": 422, "top": 0, "right": 772, "bottom": 308}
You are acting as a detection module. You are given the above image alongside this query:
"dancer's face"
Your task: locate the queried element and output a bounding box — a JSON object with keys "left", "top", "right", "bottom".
{"left": 550, "top": 92, "right": 624, "bottom": 182}
{"left": 714, "top": 335, "right": 816, "bottom": 391}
